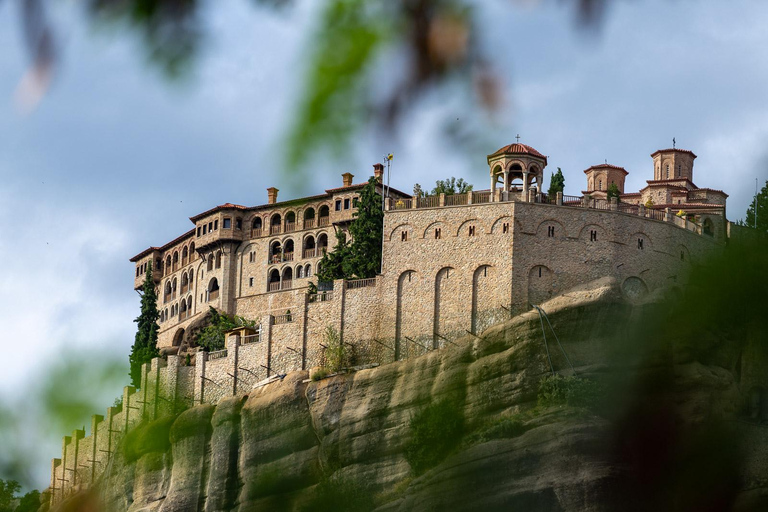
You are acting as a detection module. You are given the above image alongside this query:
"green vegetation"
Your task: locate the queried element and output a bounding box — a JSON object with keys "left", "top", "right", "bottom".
{"left": 537, "top": 374, "right": 602, "bottom": 409}
{"left": 311, "top": 368, "right": 329, "bottom": 381}
{"left": 743, "top": 179, "right": 767, "bottom": 232}
{"left": 196, "top": 307, "right": 256, "bottom": 351}
{"left": 122, "top": 415, "right": 177, "bottom": 463}
{"left": 430, "top": 177, "right": 473, "bottom": 196}
{"left": 316, "top": 177, "right": 383, "bottom": 281}
{"left": 323, "top": 326, "right": 346, "bottom": 372}
{"left": 129, "top": 262, "right": 160, "bottom": 388}
{"left": 0, "top": 479, "right": 38, "bottom": 512}
{"left": 404, "top": 399, "right": 464, "bottom": 475}
{"left": 547, "top": 167, "right": 565, "bottom": 197}
{"left": 606, "top": 183, "right": 621, "bottom": 202}
{"left": 300, "top": 476, "right": 375, "bottom": 512}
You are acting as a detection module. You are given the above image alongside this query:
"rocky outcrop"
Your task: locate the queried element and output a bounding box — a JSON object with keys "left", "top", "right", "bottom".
{"left": 54, "top": 277, "right": 768, "bottom": 511}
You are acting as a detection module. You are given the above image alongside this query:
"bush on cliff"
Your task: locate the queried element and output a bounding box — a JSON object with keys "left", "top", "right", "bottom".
{"left": 196, "top": 307, "right": 256, "bottom": 351}
{"left": 537, "top": 374, "right": 602, "bottom": 409}
{"left": 405, "top": 399, "right": 464, "bottom": 475}
{"left": 122, "top": 414, "right": 177, "bottom": 463}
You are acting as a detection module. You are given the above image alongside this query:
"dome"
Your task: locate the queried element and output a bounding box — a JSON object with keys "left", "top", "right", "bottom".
{"left": 487, "top": 143, "right": 547, "bottom": 165}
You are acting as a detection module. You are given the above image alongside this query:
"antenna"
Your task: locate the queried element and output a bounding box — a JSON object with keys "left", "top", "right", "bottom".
{"left": 673, "top": 137, "right": 676, "bottom": 149}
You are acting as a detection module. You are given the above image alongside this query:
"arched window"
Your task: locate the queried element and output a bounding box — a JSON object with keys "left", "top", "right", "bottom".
{"left": 303, "top": 235, "right": 316, "bottom": 258}
{"left": 317, "top": 233, "right": 329, "bottom": 255}
{"left": 665, "top": 164, "right": 670, "bottom": 179}
{"left": 181, "top": 272, "right": 189, "bottom": 293}
{"left": 180, "top": 298, "right": 187, "bottom": 319}
{"left": 172, "top": 278, "right": 177, "bottom": 299}
{"left": 164, "top": 282, "right": 172, "bottom": 303}
{"left": 189, "top": 242, "right": 195, "bottom": 261}
{"left": 703, "top": 218, "right": 714, "bottom": 236}
{"left": 285, "top": 211, "right": 296, "bottom": 232}
{"left": 166, "top": 255, "right": 172, "bottom": 273}
{"left": 318, "top": 205, "right": 330, "bottom": 226}
{"left": 182, "top": 246, "right": 188, "bottom": 266}
{"left": 251, "top": 217, "right": 263, "bottom": 237}
{"left": 215, "top": 250, "right": 222, "bottom": 269}
{"left": 189, "top": 269, "right": 194, "bottom": 286}
{"left": 284, "top": 239, "right": 295, "bottom": 261}
{"left": 270, "top": 213, "right": 282, "bottom": 235}
{"left": 303, "top": 207, "right": 316, "bottom": 229}
{"left": 305, "top": 264, "right": 312, "bottom": 277}
{"left": 207, "top": 278, "right": 220, "bottom": 301}
{"left": 172, "top": 251, "right": 179, "bottom": 271}
{"left": 296, "top": 265, "right": 304, "bottom": 279}
{"left": 281, "top": 266, "right": 293, "bottom": 290}
{"left": 268, "top": 268, "right": 280, "bottom": 292}
{"left": 207, "top": 253, "right": 214, "bottom": 271}
{"left": 270, "top": 240, "right": 282, "bottom": 263}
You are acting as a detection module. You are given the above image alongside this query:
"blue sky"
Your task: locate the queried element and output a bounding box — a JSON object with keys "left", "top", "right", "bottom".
{"left": 1, "top": 0, "right": 767, "bottom": 488}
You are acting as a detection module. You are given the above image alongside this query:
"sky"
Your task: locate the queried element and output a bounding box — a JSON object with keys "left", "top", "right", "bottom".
{"left": 1, "top": 0, "right": 767, "bottom": 489}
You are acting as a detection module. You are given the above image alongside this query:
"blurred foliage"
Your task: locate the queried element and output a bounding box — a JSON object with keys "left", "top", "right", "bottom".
{"left": 0, "top": 350, "right": 125, "bottom": 487}
{"left": 0, "top": 479, "right": 21, "bottom": 512}
{"left": 195, "top": 306, "right": 256, "bottom": 351}
{"left": 743, "top": 179, "right": 768, "bottom": 232}
{"left": 15, "top": 489, "right": 40, "bottom": 512}
{"left": 404, "top": 398, "right": 464, "bottom": 475}
{"left": 122, "top": 414, "right": 176, "bottom": 463}
{"left": 13, "top": 0, "right": 610, "bottom": 168}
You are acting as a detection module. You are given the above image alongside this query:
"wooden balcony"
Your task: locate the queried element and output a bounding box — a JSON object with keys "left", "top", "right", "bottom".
{"left": 303, "top": 248, "right": 316, "bottom": 259}
{"left": 268, "top": 282, "right": 281, "bottom": 292}
{"left": 303, "top": 219, "right": 316, "bottom": 229}
{"left": 251, "top": 228, "right": 263, "bottom": 238}
{"left": 283, "top": 252, "right": 294, "bottom": 262}
{"left": 284, "top": 221, "right": 296, "bottom": 233}
{"left": 208, "top": 289, "right": 219, "bottom": 301}
{"left": 270, "top": 225, "right": 281, "bottom": 235}
{"left": 318, "top": 216, "right": 330, "bottom": 227}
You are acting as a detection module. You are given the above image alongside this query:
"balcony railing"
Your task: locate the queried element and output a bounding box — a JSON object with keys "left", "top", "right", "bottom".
{"left": 473, "top": 191, "right": 491, "bottom": 204}
{"left": 303, "top": 248, "right": 316, "bottom": 259}
{"left": 272, "top": 314, "right": 293, "bottom": 325}
{"left": 303, "top": 219, "right": 316, "bottom": 229}
{"left": 318, "top": 216, "right": 330, "bottom": 227}
{"left": 345, "top": 277, "right": 377, "bottom": 290}
{"left": 284, "top": 221, "right": 296, "bottom": 233}
{"left": 308, "top": 291, "right": 334, "bottom": 303}
{"left": 208, "top": 289, "right": 219, "bottom": 301}
{"left": 241, "top": 331, "right": 261, "bottom": 345}
{"left": 283, "top": 252, "right": 294, "bottom": 262}
{"left": 445, "top": 193, "right": 468, "bottom": 206}
{"left": 208, "top": 349, "right": 227, "bottom": 360}
{"left": 393, "top": 199, "right": 412, "bottom": 210}
{"left": 251, "top": 228, "right": 263, "bottom": 238}
{"left": 181, "top": 284, "right": 189, "bottom": 294}
{"left": 281, "top": 279, "right": 293, "bottom": 290}
{"left": 418, "top": 196, "right": 438, "bottom": 208}
{"left": 268, "top": 281, "right": 281, "bottom": 292}
{"left": 270, "top": 225, "right": 281, "bottom": 235}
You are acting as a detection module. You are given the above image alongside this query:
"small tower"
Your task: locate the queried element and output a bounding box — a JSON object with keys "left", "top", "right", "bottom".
{"left": 583, "top": 164, "right": 628, "bottom": 195}
{"left": 487, "top": 142, "right": 547, "bottom": 201}
{"left": 651, "top": 148, "right": 696, "bottom": 182}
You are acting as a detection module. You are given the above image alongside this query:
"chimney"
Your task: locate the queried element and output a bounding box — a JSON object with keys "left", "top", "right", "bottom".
{"left": 342, "top": 172, "right": 354, "bottom": 187}
{"left": 373, "top": 163, "right": 384, "bottom": 182}
{"left": 267, "top": 187, "right": 279, "bottom": 204}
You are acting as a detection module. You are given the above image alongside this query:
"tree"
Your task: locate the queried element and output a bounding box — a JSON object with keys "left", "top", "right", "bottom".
{"left": 129, "top": 262, "right": 160, "bottom": 388}
{"left": 196, "top": 307, "right": 256, "bottom": 351}
{"left": 344, "top": 177, "right": 384, "bottom": 278}
{"left": 16, "top": 490, "right": 41, "bottom": 512}
{"left": 607, "top": 183, "right": 621, "bottom": 203}
{"left": 430, "top": 177, "right": 473, "bottom": 196}
{"left": 744, "top": 180, "right": 768, "bottom": 233}
{"left": 0, "top": 479, "right": 20, "bottom": 512}
{"left": 315, "top": 230, "right": 350, "bottom": 282}
{"left": 316, "top": 177, "right": 384, "bottom": 281}
{"left": 323, "top": 325, "right": 347, "bottom": 372}
{"left": 413, "top": 183, "right": 424, "bottom": 198}
{"left": 547, "top": 167, "right": 565, "bottom": 197}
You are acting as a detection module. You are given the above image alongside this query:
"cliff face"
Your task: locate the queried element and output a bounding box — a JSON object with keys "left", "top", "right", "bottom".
{"left": 54, "top": 278, "right": 768, "bottom": 512}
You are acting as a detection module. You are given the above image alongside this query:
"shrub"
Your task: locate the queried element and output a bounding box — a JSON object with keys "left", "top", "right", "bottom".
{"left": 404, "top": 399, "right": 464, "bottom": 475}
{"left": 323, "top": 326, "right": 346, "bottom": 372}
{"left": 312, "top": 368, "right": 330, "bottom": 381}
{"left": 537, "top": 374, "right": 601, "bottom": 409}
{"left": 122, "top": 414, "right": 176, "bottom": 463}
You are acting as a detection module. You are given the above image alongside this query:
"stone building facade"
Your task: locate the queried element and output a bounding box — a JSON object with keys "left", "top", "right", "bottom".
{"left": 47, "top": 142, "right": 732, "bottom": 507}
{"left": 129, "top": 142, "right": 729, "bottom": 368}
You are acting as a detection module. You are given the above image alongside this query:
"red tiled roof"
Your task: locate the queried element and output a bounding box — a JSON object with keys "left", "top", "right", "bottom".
{"left": 695, "top": 187, "right": 729, "bottom": 197}
{"left": 130, "top": 229, "right": 196, "bottom": 262}
{"left": 620, "top": 192, "right": 641, "bottom": 196}
{"left": 651, "top": 148, "right": 697, "bottom": 158}
{"left": 583, "top": 163, "right": 628, "bottom": 175}
{"left": 189, "top": 203, "right": 249, "bottom": 222}
{"left": 487, "top": 143, "right": 547, "bottom": 164}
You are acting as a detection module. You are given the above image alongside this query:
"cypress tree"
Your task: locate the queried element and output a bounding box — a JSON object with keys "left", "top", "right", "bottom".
{"left": 745, "top": 180, "right": 768, "bottom": 233}
{"left": 316, "top": 230, "right": 350, "bottom": 283}
{"left": 129, "top": 261, "right": 160, "bottom": 387}
{"left": 547, "top": 168, "right": 565, "bottom": 197}
{"left": 345, "top": 177, "right": 384, "bottom": 278}
{"left": 607, "top": 183, "right": 621, "bottom": 203}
